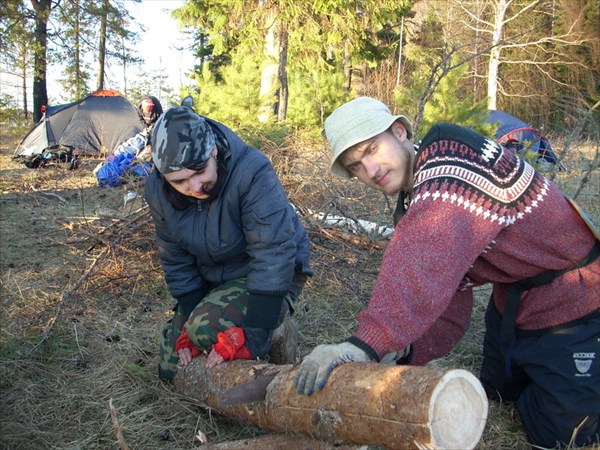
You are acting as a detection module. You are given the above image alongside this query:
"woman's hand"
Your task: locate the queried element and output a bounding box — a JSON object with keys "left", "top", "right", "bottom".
{"left": 206, "top": 348, "right": 225, "bottom": 368}
{"left": 175, "top": 328, "right": 202, "bottom": 365}
{"left": 206, "top": 327, "right": 252, "bottom": 369}
{"left": 177, "top": 347, "right": 193, "bottom": 366}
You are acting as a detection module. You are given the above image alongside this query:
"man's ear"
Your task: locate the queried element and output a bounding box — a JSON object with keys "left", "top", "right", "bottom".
{"left": 390, "top": 120, "right": 409, "bottom": 142}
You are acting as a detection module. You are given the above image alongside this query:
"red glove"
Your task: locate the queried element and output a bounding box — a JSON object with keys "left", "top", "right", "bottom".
{"left": 213, "top": 327, "right": 252, "bottom": 361}
{"left": 175, "top": 328, "right": 202, "bottom": 358}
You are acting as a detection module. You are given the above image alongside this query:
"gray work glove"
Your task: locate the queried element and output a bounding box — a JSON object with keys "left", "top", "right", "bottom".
{"left": 294, "top": 342, "right": 370, "bottom": 395}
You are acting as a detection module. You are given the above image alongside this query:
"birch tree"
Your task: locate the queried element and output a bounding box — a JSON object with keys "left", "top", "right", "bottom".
{"left": 454, "top": 0, "right": 591, "bottom": 112}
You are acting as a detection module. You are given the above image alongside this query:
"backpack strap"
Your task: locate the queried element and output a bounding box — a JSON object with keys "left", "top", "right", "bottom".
{"left": 501, "top": 240, "right": 600, "bottom": 377}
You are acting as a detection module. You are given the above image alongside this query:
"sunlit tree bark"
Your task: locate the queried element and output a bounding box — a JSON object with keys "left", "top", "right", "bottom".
{"left": 96, "top": 0, "right": 108, "bottom": 90}
{"left": 30, "top": 0, "right": 52, "bottom": 122}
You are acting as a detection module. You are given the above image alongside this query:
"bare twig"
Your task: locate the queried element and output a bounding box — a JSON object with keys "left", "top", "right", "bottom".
{"left": 109, "top": 398, "right": 129, "bottom": 450}
{"left": 29, "top": 185, "right": 68, "bottom": 203}
{"left": 29, "top": 247, "right": 109, "bottom": 358}
{"left": 551, "top": 100, "right": 600, "bottom": 186}
{"left": 572, "top": 145, "right": 600, "bottom": 200}
{"left": 55, "top": 219, "right": 140, "bottom": 254}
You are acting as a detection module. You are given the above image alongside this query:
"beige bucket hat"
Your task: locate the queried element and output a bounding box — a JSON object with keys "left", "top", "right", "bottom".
{"left": 323, "top": 97, "right": 413, "bottom": 179}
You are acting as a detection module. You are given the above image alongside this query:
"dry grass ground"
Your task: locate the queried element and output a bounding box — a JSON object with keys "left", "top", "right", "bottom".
{"left": 0, "top": 126, "right": 598, "bottom": 450}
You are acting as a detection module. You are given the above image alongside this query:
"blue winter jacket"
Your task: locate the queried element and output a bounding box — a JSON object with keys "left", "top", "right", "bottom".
{"left": 144, "top": 117, "right": 312, "bottom": 329}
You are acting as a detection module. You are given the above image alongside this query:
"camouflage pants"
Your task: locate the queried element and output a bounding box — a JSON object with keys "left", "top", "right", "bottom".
{"left": 157, "top": 278, "right": 296, "bottom": 381}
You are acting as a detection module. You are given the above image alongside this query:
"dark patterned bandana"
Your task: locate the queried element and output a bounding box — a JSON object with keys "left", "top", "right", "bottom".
{"left": 151, "top": 106, "right": 216, "bottom": 174}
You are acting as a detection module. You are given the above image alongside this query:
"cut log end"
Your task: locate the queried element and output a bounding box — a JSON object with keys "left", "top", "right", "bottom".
{"left": 428, "top": 369, "right": 488, "bottom": 450}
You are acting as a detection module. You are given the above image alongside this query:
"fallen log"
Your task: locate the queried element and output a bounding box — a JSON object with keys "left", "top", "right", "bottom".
{"left": 198, "top": 433, "right": 361, "bottom": 449}
{"left": 174, "top": 357, "right": 488, "bottom": 450}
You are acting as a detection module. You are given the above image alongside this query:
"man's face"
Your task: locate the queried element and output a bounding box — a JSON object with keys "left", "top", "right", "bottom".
{"left": 338, "top": 122, "right": 415, "bottom": 195}
{"left": 164, "top": 147, "right": 218, "bottom": 200}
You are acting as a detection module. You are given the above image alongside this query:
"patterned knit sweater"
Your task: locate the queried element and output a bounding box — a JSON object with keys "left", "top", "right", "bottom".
{"left": 353, "top": 123, "right": 600, "bottom": 365}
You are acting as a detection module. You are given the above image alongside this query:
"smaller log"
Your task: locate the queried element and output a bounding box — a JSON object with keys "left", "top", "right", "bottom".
{"left": 175, "top": 357, "right": 488, "bottom": 450}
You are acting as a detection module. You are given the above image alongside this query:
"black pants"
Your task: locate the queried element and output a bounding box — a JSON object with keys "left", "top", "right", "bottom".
{"left": 480, "top": 302, "right": 600, "bottom": 448}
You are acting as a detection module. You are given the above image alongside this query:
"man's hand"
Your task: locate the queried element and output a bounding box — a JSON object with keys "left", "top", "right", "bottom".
{"left": 294, "top": 342, "right": 370, "bottom": 396}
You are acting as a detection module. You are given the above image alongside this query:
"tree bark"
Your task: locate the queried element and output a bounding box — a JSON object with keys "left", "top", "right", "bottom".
{"left": 258, "top": 9, "right": 282, "bottom": 123}
{"left": 21, "top": 53, "right": 28, "bottom": 119}
{"left": 97, "top": 0, "right": 109, "bottom": 91}
{"left": 174, "top": 358, "right": 488, "bottom": 450}
{"left": 277, "top": 28, "right": 289, "bottom": 122}
{"left": 199, "top": 434, "right": 359, "bottom": 449}
{"left": 30, "top": 0, "right": 51, "bottom": 123}
{"left": 487, "top": 0, "right": 508, "bottom": 111}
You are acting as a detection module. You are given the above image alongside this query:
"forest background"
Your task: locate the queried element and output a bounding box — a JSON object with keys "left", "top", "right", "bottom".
{"left": 1, "top": 0, "right": 599, "bottom": 138}
{"left": 0, "top": 0, "right": 599, "bottom": 449}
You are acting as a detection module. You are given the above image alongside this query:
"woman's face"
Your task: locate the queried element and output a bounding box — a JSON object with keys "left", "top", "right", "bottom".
{"left": 163, "top": 146, "right": 218, "bottom": 200}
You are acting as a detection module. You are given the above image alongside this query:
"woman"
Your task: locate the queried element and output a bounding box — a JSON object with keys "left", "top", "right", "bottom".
{"left": 145, "top": 106, "right": 312, "bottom": 381}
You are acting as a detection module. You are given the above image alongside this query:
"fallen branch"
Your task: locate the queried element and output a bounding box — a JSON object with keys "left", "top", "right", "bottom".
{"left": 308, "top": 227, "right": 388, "bottom": 251}
{"left": 29, "top": 185, "right": 68, "bottom": 203}
{"left": 109, "top": 398, "right": 129, "bottom": 450}
{"left": 55, "top": 219, "right": 141, "bottom": 255}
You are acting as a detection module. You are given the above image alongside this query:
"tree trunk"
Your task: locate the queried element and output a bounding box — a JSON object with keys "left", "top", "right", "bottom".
{"left": 487, "top": 0, "right": 508, "bottom": 111}
{"left": 30, "top": 0, "right": 51, "bottom": 123}
{"left": 73, "top": 0, "right": 83, "bottom": 99}
{"left": 343, "top": 40, "right": 352, "bottom": 92}
{"left": 277, "top": 28, "right": 289, "bottom": 122}
{"left": 21, "top": 52, "right": 28, "bottom": 119}
{"left": 121, "top": 36, "right": 128, "bottom": 94}
{"left": 97, "top": 0, "right": 109, "bottom": 91}
{"left": 256, "top": 10, "right": 290, "bottom": 123}
{"left": 175, "top": 358, "right": 488, "bottom": 450}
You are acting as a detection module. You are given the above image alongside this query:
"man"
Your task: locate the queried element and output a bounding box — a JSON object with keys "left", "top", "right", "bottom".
{"left": 294, "top": 97, "right": 599, "bottom": 448}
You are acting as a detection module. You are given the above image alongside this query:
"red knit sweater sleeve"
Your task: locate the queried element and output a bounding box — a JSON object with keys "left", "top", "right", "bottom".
{"left": 409, "top": 288, "right": 474, "bottom": 365}
{"left": 353, "top": 197, "right": 498, "bottom": 361}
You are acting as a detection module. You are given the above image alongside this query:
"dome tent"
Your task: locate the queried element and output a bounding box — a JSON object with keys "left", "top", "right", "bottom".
{"left": 14, "top": 89, "right": 143, "bottom": 162}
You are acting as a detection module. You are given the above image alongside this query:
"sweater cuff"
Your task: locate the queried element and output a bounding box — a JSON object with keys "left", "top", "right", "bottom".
{"left": 346, "top": 336, "right": 380, "bottom": 362}
{"left": 175, "top": 288, "right": 206, "bottom": 318}
{"left": 243, "top": 293, "right": 284, "bottom": 329}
